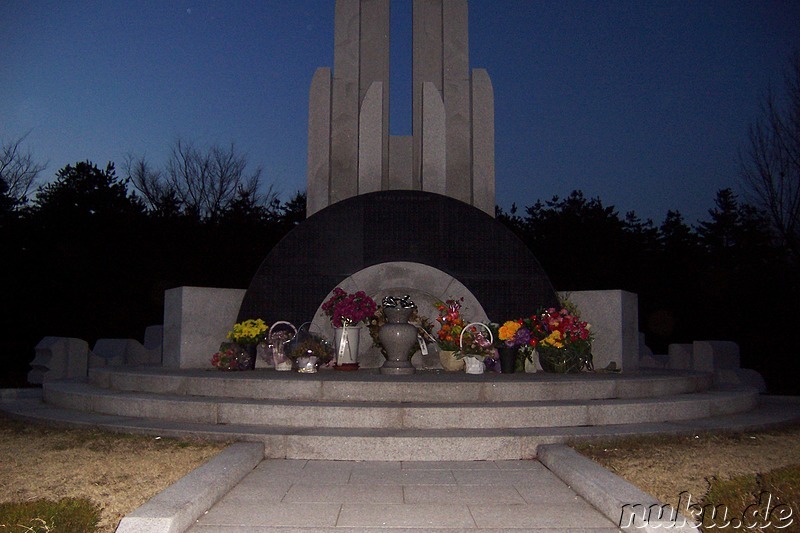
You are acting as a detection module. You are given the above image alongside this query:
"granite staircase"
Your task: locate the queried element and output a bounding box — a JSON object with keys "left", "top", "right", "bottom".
{"left": 2, "top": 366, "right": 788, "bottom": 461}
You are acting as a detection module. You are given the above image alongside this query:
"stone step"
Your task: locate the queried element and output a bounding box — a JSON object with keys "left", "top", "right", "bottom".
{"left": 89, "top": 366, "right": 714, "bottom": 403}
{"left": 3, "top": 393, "right": 798, "bottom": 461}
{"left": 42, "top": 379, "right": 758, "bottom": 430}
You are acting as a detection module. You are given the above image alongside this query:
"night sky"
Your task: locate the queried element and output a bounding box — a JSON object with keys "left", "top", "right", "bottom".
{"left": 2, "top": 0, "right": 799, "bottom": 224}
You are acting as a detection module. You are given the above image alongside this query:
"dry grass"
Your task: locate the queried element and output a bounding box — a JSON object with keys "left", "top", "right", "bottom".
{"left": 0, "top": 414, "right": 228, "bottom": 532}
{"left": 3, "top": 411, "right": 800, "bottom": 532}
{"left": 574, "top": 424, "right": 800, "bottom": 528}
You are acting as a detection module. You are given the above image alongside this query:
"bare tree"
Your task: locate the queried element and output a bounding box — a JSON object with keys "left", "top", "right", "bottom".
{"left": 741, "top": 51, "right": 800, "bottom": 260}
{"left": 126, "top": 139, "right": 267, "bottom": 220}
{"left": 165, "top": 139, "right": 262, "bottom": 220}
{"left": 1, "top": 134, "right": 46, "bottom": 207}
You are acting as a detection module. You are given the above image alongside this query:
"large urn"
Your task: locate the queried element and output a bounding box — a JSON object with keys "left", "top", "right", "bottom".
{"left": 379, "top": 297, "right": 418, "bottom": 375}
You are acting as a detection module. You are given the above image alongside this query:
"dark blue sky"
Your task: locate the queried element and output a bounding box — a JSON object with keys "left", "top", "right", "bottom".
{"left": 2, "top": 1, "right": 799, "bottom": 224}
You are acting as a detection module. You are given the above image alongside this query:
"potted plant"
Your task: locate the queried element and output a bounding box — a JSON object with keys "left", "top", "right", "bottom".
{"left": 225, "top": 318, "right": 268, "bottom": 370}
{"left": 321, "top": 288, "right": 377, "bottom": 370}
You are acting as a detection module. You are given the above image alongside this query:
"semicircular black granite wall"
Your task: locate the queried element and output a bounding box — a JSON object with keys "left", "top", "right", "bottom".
{"left": 237, "top": 190, "right": 558, "bottom": 325}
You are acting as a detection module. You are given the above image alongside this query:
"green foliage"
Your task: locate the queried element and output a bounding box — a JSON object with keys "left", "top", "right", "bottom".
{"left": 0, "top": 498, "right": 100, "bottom": 532}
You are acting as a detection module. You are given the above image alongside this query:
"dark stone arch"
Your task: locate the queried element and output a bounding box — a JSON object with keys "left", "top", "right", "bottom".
{"left": 237, "top": 190, "right": 558, "bottom": 324}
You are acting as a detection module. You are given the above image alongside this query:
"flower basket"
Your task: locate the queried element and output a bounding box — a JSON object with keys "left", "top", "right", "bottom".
{"left": 459, "top": 322, "right": 493, "bottom": 375}
{"left": 267, "top": 321, "right": 297, "bottom": 371}
{"left": 287, "top": 322, "right": 335, "bottom": 373}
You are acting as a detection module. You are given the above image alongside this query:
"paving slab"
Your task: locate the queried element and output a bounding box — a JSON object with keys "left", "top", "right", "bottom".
{"left": 187, "top": 459, "right": 618, "bottom": 531}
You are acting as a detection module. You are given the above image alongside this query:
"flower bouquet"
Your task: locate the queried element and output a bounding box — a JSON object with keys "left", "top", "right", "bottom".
{"left": 224, "top": 319, "right": 269, "bottom": 370}
{"left": 322, "top": 288, "right": 377, "bottom": 369}
{"left": 211, "top": 342, "right": 256, "bottom": 371}
{"left": 322, "top": 288, "right": 377, "bottom": 328}
{"left": 533, "top": 307, "right": 593, "bottom": 373}
{"left": 434, "top": 298, "right": 468, "bottom": 370}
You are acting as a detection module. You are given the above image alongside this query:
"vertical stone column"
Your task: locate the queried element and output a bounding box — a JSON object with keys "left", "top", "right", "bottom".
{"left": 308, "top": 0, "right": 495, "bottom": 217}
{"left": 330, "top": 0, "right": 361, "bottom": 204}
{"left": 421, "top": 82, "right": 446, "bottom": 195}
{"left": 442, "top": 0, "right": 471, "bottom": 204}
{"left": 358, "top": 81, "right": 384, "bottom": 194}
{"left": 471, "top": 68, "right": 495, "bottom": 216}
{"left": 307, "top": 68, "right": 332, "bottom": 217}
{"left": 359, "top": 0, "right": 391, "bottom": 189}
{"left": 412, "top": 0, "right": 443, "bottom": 190}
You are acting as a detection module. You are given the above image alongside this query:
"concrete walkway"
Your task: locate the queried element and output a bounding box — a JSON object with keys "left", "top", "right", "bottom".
{"left": 187, "top": 459, "right": 619, "bottom": 531}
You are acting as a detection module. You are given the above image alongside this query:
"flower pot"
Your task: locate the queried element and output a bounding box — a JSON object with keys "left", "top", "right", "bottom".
{"left": 538, "top": 347, "right": 582, "bottom": 373}
{"left": 334, "top": 325, "right": 361, "bottom": 370}
{"left": 439, "top": 349, "right": 464, "bottom": 371}
{"left": 464, "top": 355, "right": 485, "bottom": 374}
{"left": 498, "top": 346, "right": 517, "bottom": 374}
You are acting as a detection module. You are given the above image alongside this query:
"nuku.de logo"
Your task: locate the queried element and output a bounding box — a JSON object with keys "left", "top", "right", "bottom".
{"left": 619, "top": 491, "right": 794, "bottom": 529}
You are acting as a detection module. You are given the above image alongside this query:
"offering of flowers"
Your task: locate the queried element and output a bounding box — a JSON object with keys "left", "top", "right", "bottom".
{"left": 456, "top": 322, "right": 495, "bottom": 360}
{"left": 434, "top": 298, "right": 467, "bottom": 351}
{"left": 532, "top": 307, "right": 593, "bottom": 372}
{"left": 289, "top": 335, "right": 335, "bottom": 365}
{"left": 210, "top": 342, "right": 256, "bottom": 371}
{"left": 321, "top": 288, "right": 377, "bottom": 328}
{"left": 226, "top": 318, "right": 268, "bottom": 345}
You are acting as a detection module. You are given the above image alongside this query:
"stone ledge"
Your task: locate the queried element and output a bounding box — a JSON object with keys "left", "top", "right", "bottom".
{"left": 538, "top": 444, "right": 698, "bottom": 532}
{"left": 115, "top": 442, "right": 263, "bottom": 533}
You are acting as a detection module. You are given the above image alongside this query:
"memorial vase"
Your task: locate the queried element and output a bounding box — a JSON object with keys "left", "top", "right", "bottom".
{"left": 379, "top": 307, "right": 417, "bottom": 375}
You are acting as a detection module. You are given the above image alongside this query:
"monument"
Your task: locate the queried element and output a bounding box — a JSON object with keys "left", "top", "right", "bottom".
{"left": 306, "top": 0, "right": 496, "bottom": 217}
{"left": 237, "top": 0, "right": 559, "bottom": 365}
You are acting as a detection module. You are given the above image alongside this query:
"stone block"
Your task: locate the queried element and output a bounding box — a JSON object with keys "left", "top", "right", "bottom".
{"left": 667, "top": 343, "right": 693, "bottom": 370}
{"left": 715, "top": 368, "right": 767, "bottom": 392}
{"left": 693, "top": 340, "right": 740, "bottom": 370}
{"left": 471, "top": 68, "right": 494, "bottom": 216}
{"left": 563, "top": 290, "right": 639, "bottom": 371}
{"left": 28, "top": 337, "right": 89, "bottom": 384}
{"left": 143, "top": 325, "right": 163, "bottom": 350}
{"left": 89, "top": 339, "right": 127, "bottom": 367}
{"left": 91, "top": 338, "right": 160, "bottom": 367}
{"left": 162, "top": 286, "right": 246, "bottom": 369}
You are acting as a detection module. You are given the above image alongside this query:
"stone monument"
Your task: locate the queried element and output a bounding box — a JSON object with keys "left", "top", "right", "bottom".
{"left": 307, "top": 0, "right": 495, "bottom": 217}
{"left": 238, "top": 0, "right": 559, "bottom": 366}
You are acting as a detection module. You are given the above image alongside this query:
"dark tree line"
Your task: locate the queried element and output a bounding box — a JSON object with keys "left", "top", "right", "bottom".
{"left": 497, "top": 188, "right": 798, "bottom": 393}
{"left": 2, "top": 158, "right": 305, "bottom": 387}
{"left": 3, "top": 155, "right": 796, "bottom": 393}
